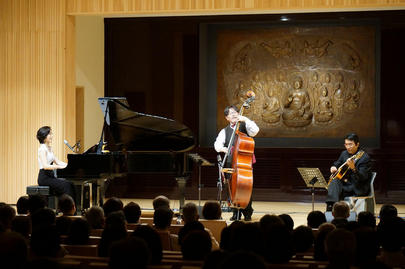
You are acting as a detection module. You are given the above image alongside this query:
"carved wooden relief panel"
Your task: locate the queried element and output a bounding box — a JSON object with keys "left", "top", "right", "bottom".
{"left": 216, "top": 25, "right": 376, "bottom": 138}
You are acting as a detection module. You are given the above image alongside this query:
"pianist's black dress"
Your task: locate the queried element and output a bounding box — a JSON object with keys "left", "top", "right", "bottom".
{"left": 37, "top": 143, "right": 75, "bottom": 198}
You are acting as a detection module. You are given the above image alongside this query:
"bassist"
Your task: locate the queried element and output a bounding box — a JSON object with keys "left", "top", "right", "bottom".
{"left": 214, "top": 105, "right": 259, "bottom": 221}
{"left": 326, "top": 133, "right": 372, "bottom": 211}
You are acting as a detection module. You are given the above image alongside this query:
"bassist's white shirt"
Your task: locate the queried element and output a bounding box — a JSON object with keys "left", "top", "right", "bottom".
{"left": 214, "top": 118, "right": 259, "bottom": 152}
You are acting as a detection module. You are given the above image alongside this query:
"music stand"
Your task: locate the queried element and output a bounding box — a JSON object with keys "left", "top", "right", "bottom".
{"left": 188, "top": 153, "right": 214, "bottom": 209}
{"left": 297, "top": 168, "right": 328, "bottom": 211}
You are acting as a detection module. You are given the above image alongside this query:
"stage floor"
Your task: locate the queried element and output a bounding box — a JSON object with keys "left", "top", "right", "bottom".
{"left": 121, "top": 199, "right": 405, "bottom": 228}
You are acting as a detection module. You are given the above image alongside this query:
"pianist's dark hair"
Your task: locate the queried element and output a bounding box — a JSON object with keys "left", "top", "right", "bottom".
{"left": 36, "top": 126, "right": 51, "bottom": 144}
{"left": 224, "top": 105, "right": 238, "bottom": 116}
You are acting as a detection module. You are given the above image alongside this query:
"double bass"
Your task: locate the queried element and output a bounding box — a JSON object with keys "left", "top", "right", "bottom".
{"left": 221, "top": 92, "right": 256, "bottom": 209}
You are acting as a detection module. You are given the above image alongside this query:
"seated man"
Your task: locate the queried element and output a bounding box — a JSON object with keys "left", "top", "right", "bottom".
{"left": 58, "top": 194, "right": 76, "bottom": 216}
{"left": 152, "top": 195, "right": 170, "bottom": 210}
{"left": 326, "top": 133, "right": 372, "bottom": 211}
{"left": 331, "top": 201, "right": 350, "bottom": 228}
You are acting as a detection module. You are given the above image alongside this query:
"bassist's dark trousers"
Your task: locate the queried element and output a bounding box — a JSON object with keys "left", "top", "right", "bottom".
{"left": 224, "top": 172, "right": 253, "bottom": 220}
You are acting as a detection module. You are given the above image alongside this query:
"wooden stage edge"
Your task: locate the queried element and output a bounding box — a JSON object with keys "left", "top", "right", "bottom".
{"left": 121, "top": 199, "right": 405, "bottom": 228}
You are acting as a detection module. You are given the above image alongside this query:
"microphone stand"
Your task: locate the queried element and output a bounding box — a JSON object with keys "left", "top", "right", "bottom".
{"left": 217, "top": 156, "right": 223, "bottom": 204}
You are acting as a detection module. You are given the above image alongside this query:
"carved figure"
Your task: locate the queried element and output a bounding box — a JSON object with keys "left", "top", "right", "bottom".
{"left": 262, "top": 88, "right": 281, "bottom": 123}
{"left": 342, "top": 43, "right": 361, "bottom": 70}
{"left": 234, "top": 81, "right": 254, "bottom": 118}
{"left": 345, "top": 80, "right": 360, "bottom": 112}
{"left": 314, "top": 87, "right": 333, "bottom": 123}
{"left": 333, "top": 73, "right": 345, "bottom": 120}
{"left": 303, "top": 40, "right": 333, "bottom": 58}
{"left": 232, "top": 43, "right": 253, "bottom": 72}
{"left": 248, "top": 73, "right": 265, "bottom": 117}
{"left": 282, "top": 76, "right": 313, "bottom": 127}
{"left": 261, "top": 40, "right": 293, "bottom": 58}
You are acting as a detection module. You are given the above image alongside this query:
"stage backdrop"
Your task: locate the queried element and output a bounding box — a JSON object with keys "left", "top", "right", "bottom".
{"left": 211, "top": 23, "right": 378, "bottom": 147}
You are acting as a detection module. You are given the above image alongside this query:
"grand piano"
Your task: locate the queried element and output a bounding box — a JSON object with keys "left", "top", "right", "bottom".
{"left": 57, "top": 97, "right": 196, "bottom": 210}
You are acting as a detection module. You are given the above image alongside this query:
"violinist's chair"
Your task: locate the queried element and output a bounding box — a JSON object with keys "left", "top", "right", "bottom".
{"left": 344, "top": 172, "right": 377, "bottom": 216}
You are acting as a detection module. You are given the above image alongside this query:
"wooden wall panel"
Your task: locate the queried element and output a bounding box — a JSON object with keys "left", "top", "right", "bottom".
{"left": 0, "top": 0, "right": 75, "bottom": 204}
{"left": 67, "top": 0, "right": 405, "bottom": 15}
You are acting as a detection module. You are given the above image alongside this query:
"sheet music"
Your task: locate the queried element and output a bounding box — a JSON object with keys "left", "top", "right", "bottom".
{"left": 297, "top": 167, "right": 328, "bottom": 189}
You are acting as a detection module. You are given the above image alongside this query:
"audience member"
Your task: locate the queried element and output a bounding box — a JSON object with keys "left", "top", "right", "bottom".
{"left": 229, "top": 222, "right": 264, "bottom": 257}
{"left": 30, "top": 224, "right": 65, "bottom": 258}
{"left": 261, "top": 221, "right": 293, "bottom": 263}
{"left": 325, "top": 228, "right": 356, "bottom": 269}
{"left": 123, "top": 202, "right": 141, "bottom": 223}
{"left": 109, "top": 237, "right": 150, "bottom": 269}
{"left": 66, "top": 218, "right": 90, "bottom": 245}
{"left": 153, "top": 206, "right": 180, "bottom": 250}
{"left": 353, "top": 227, "right": 380, "bottom": 267}
{"left": 98, "top": 211, "right": 127, "bottom": 257}
{"left": 132, "top": 225, "right": 163, "bottom": 264}
{"left": 153, "top": 206, "right": 173, "bottom": 230}
{"left": 30, "top": 208, "right": 56, "bottom": 231}
{"left": 220, "top": 250, "right": 266, "bottom": 269}
{"left": 377, "top": 216, "right": 405, "bottom": 268}
{"left": 182, "top": 202, "right": 199, "bottom": 224}
{"left": 220, "top": 221, "right": 244, "bottom": 251}
{"left": 16, "top": 196, "right": 30, "bottom": 215}
{"left": 357, "top": 211, "right": 376, "bottom": 229}
{"left": 152, "top": 195, "right": 170, "bottom": 210}
{"left": 314, "top": 223, "right": 336, "bottom": 261}
{"left": 292, "top": 225, "right": 314, "bottom": 253}
{"left": 102, "top": 197, "right": 124, "bottom": 217}
{"left": 55, "top": 216, "right": 72, "bottom": 236}
{"left": 259, "top": 214, "right": 284, "bottom": 230}
{"left": 0, "top": 204, "right": 16, "bottom": 231}
{"left": 57, "top": 194, "right": 76, "bottom": 216}
{"left": 203, "top": 250, "right": 230, "bottom": 269}
{"left": 27, "top": 195, "right": 46, "bottom": 215}
{"left": 307, "top": 210, "right": 326, "bottom": 228}
{"left": 11, "top": 215, "right": 31, "bottom": 239}
{"left": 331, "top": 201, "right": 350, "bottom": 228}
{"left": 84, "top": 206, "right": 105, "bottom": 229}
{"left": 346, "top": 220, "right": 360, "bottom": 232}
{"left": 379, "top": 204, "right": 398, "bottom": 222}
{"left": 202, "top": 201, "right": 222, "bottom": 220}
{"left": 279, "top": 214, "right": 294, "bottom": 231}
{"left": 0, "top": 231, "right": 28, "bottom": 269}
{"left": 178, "top": 221, "right": 205, "bottom": 245}
{"left": 181, "top": 230, "right": 212, "bottom": 260}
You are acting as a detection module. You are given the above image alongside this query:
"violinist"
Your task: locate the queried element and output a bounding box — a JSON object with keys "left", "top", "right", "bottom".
{"left": 326, "top": 133, "right": 372, "bottom": 211}
{"left": 214, "top": 105, "right": 259, "bottom": 221}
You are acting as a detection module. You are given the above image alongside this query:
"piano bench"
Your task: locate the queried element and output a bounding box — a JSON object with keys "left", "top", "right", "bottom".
{"left": 26, "top": 185, "right": 58, "bottom": 210}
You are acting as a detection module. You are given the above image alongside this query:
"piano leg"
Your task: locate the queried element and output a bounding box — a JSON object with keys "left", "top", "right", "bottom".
{"left": 175, "top": 177, "right": 188, "bottom": 212}
{"left": 72, "top": 182, "right": 90, "bottom": 215}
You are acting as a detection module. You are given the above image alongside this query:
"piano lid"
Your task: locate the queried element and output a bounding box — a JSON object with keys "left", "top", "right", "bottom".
{"left": 99, "top": 97, "right": 195, "bottom": 152}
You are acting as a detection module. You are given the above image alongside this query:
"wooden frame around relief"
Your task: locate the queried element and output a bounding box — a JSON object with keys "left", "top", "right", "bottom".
{"left": 201, "top": 22, "right": 380, "bottom": 148}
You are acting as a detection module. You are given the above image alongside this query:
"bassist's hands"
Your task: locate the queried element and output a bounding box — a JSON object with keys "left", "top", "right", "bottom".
{"left": 330, "top": 166, "right": 337, "bottom": 174}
